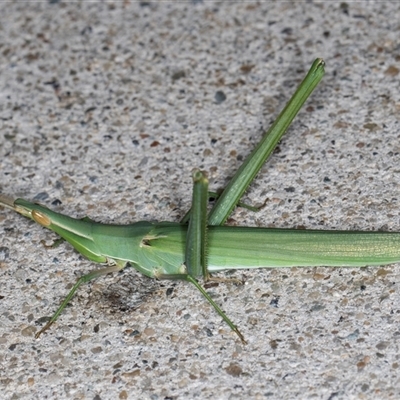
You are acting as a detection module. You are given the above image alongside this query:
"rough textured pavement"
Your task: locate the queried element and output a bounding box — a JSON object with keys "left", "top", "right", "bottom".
{"left": 1, "top": 2, "right": 400, "bottom": 399}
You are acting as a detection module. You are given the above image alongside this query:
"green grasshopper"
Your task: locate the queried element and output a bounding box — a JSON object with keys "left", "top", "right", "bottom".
{"left": 2, "top": 59, "right": 400, "bottom": 343}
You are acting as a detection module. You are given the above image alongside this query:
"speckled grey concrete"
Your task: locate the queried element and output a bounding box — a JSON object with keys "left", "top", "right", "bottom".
{"left": 1, "top": 2, "right": 400, "bottom": 399}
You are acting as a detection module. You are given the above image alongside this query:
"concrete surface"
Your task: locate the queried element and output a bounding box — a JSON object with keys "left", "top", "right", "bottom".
{"left": 1, "top": 1, "right": 400, "bottom": 399}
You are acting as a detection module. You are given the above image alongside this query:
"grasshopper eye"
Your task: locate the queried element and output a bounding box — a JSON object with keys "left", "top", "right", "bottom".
{"left": 32, "top": 210, "right": 51, "bottom": 227}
